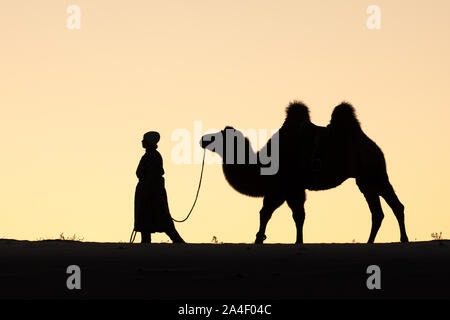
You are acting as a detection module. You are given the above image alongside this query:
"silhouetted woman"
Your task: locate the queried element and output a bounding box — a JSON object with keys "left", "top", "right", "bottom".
{"left": 134, "top": 131, "right": 185, "bottom": 243}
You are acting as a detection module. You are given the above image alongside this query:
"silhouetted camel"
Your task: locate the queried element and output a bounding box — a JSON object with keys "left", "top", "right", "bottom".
{"left": 200, "top": 101, "right": 408, "bottom": 244}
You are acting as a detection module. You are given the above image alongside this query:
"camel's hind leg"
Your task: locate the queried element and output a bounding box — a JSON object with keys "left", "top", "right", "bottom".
{"left": 255, "top": 195, "right": 285, "bottom": 244}
{"left": 357, "top": 181, "right": 385, "bottom": 243}
{"left": 380, "top": 182, "right": 409, "bottom": 243}
{"left": 286, "top": 191, "right": 306, "bottom": 244}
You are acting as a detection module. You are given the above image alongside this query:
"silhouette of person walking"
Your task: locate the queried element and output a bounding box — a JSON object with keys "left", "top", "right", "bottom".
{"left": 134, "top": 131, "right": 185, "bottom": 243}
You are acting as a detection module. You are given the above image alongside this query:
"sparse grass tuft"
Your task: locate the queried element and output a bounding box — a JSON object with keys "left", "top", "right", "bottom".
{"left": 211, "top": 236, "right": 223, "bottom": 244}
{"left": 431, "top": 232, "right": 443, "bottom": 241}
{"left": 59, "top": 233, "right": 84, "bottom": 241}
{"left": 37, "top": 233, "right": 84, "bottom": 242}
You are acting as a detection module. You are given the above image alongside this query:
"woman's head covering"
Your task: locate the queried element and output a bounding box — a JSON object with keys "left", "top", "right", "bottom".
{"left": 143, "top": 131, "right": 160, "bottom": 146}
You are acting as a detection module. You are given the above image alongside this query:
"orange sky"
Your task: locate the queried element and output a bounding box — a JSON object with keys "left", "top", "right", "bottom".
{"left": 1, "top": 0, "right": 449, "bottom": 243}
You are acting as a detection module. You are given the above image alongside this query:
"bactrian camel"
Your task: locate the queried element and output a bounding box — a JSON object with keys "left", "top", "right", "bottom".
{"left": 200, "top": 101, "right": 408, "bottom": 244}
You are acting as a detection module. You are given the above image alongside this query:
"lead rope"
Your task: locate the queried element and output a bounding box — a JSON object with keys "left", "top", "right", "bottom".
{"left": 129, "top": 229, "right": 137, "bottom": 243}
{"left": 171, "top": 149, "right": 206, "bottom": 223}
{"left": 130, "top": 149, "right": 206, "bottom": 243}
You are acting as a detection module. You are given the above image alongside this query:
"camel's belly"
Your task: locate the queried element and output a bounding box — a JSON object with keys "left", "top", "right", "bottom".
{"left": 305, "top": 174, "right": 349, "bottom": 191}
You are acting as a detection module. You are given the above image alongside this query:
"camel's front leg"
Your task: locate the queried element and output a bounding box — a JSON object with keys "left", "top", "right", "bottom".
{"left": 255, "top": 195, "right": 285, "bottom": 244}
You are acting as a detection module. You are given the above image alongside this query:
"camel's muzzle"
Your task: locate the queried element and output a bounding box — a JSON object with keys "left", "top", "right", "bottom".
{"left": 200, "top": 135, "right": 215, "bottom": 149}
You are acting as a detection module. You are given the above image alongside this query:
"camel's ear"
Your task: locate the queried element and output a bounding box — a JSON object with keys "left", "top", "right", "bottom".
{"left": 224, "top": 126, "right": 234, "bottom": 131}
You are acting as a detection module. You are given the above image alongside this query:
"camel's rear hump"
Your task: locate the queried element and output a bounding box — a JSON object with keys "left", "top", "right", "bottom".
{"left": 330, "top": 102, "right": 361, "bottom": 130}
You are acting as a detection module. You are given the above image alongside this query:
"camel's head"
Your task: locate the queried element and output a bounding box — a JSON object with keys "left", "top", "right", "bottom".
{"left": 200, "top": 126, "right": 234, "bottom": 152}
{"left": 200, "top": 126, "right": 249, "bottom": 162}
{"left": 200, "top": 126, "right": 279, "bottom": 175}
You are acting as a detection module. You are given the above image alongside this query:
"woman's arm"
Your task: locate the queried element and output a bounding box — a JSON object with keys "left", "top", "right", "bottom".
{"left": 136, "top": 155, "right": 146, "bottom": 179}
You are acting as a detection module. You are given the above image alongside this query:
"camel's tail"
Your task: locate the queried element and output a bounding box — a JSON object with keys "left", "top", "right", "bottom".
{"left": 283, "top": 100, "right": 310, "bottom": 126}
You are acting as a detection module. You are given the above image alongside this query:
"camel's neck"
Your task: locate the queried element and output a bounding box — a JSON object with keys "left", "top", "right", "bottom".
{"left": 222, "top": 162, "right": 266, "bottom": 197}
{"left": 219, "top": 140, "right": 267, "bottom": 197}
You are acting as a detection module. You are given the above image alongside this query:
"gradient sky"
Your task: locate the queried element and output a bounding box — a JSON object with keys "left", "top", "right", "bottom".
{"left": 1, "top": 0, "right": 449, "bottom": 243}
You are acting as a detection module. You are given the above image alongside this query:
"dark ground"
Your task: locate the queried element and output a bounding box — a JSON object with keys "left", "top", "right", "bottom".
{"left": 0, "top": 239, "right": 449, "bottom": 300}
